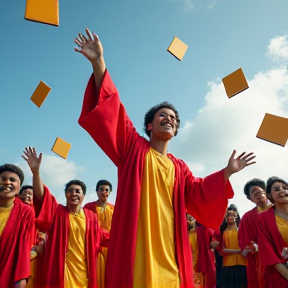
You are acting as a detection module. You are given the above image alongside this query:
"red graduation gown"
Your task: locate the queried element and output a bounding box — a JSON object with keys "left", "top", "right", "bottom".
{"left": 78, "top": 70, "right": 234, "bottom": 288}
{"left": 196, "top": 225, "right": 216, "bottom": 288}
{"left": 35, "top": 186, "right": 107, "bottom": 288}
{"left": 0, "top": 198, "right": 34, "bottom": 288}
{"left": 257, "top": 207, "right": 288, "bottom": 287}
{"left": 238, "top": 207, "right": 262, "bottom": 288}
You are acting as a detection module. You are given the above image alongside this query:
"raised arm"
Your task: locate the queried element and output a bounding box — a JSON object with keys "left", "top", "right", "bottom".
{"left": 75, "top": 28, "right": 139, "bottom": 166}
{"left": 22, "top": 147, "right": 44, "bottom": 202}
{"left": 75, "top": 28, "right": 106, "bottom": 97}
{"left": 185, "top": 150, "right": 255, "bottom": 230}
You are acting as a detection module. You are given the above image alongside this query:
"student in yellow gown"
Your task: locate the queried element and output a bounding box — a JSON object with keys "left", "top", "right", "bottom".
{"left": 219, "top": 204, "right": 248, "bottom": 288}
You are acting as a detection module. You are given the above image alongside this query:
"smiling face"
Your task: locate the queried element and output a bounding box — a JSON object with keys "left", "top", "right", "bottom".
{"left": 147, "top": 108, "right": 178, "bottom": 141}
{"left": 269, "top": 181, "right": 288, "bottom": 205}
{"left": 65, "top": 184, "right": 85, "bottom": 207}
{"left": 97, "top": 185, "right": 111, "bottom": 203}
{"left": 225, "top": 210, "right": 237, "bottom": 225}
{"left": 19, "top": 188, "right": 33, "bottom": 206}
{"left": 0, "top": 171, "right": 21, "bottom": 200}
{"left": 249, "top": 185, "right": 268, "bottom": 207}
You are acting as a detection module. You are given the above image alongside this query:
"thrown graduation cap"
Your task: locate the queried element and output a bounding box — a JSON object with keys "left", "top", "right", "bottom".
{"left": 256, "top": 113, "right": 288, "bottom": 147}
{"left": 30, "top": 81, "right": 51, "bottom": 108}
{"left": 51, "top": 137, "right": 71, "bottom": 159}
{"left": 25, "top": 0, "right": 59, "bottom": 26}
{"left": 167, "top": 36, "right": 188, "bottom": 61}
{"left": 222, "top": 68, "right": 249, "bottom": 98}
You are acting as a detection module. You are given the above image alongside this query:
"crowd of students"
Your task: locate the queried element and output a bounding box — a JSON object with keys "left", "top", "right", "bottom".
{"left": 1, "top": 28, "right": 288, "bottom": 288}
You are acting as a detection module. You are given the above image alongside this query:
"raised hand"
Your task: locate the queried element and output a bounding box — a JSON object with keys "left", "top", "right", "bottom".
{"left": 74, "top": 28, "right": 103, "bottom": 64}
{"left": 22, "top": 146, "right": 42, "bottom": 174}
{"left": 224, "top": 150, "right": 256, "bottom": 179}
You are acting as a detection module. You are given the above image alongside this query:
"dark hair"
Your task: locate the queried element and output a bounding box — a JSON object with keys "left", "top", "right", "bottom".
{"left": 266, "top": 176, "right": 287, "bottom": 195}
{"left": 144, "top": 102, "right": 180, "bottom": 137}
{"left": 64, "top": 180, "right": 86, "bottom": 195}
{"left": 19, "top": 185, "right": 33, "bottom": 195}
{"left": 0, "top": 164, "right": 24, "bottom": 185}
{"left": 244, "top": 178, "right": 266, "bottom": 200}
{"left": 96, "top": 180, "right": 112, "bottom": 192}
{"left": 220, "top": 204, "right": 240, "bottom": 234}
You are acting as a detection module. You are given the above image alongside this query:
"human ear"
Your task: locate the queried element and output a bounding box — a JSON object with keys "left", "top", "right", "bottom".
{"left": 147, "top": 123, "right": 152, "bottom": 131}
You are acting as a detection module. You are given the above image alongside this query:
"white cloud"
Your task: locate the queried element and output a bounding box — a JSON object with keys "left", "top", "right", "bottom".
{"left": 170, "top": 35, "right": 288, "bottom": 217}
{"left": 17, "top": 154, "right": 86, "bottom": 205}
{"left": 267, "top": 35, "right": 288, "bottom": 62}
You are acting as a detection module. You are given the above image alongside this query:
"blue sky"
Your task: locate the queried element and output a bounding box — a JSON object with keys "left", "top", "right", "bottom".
{"left": 1, "top": 0, "right": 288, "bottom": 214}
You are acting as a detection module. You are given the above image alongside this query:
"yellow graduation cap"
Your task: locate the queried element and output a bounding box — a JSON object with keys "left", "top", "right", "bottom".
{"left": 256, "top": 113, "right": 288, "bottom": 146}
{"left": 30, "top": 81, "right": 51, "bottom": 108}
{"left": 167, "top": 36, "right": 188, "bottom": 61}
{"left": 25, "top": 0, "right": 59, "bottom": 26}
{"left": 51, "top": 137, "right": 71, "bottom": 159}
{"left": 222, "top": 68, "right": 249, "bottom": 98}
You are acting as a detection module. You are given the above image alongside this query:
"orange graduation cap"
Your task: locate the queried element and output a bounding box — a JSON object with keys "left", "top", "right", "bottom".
{"left": 25, "top": 0, "right": 59, "bottom": 26}
{"left": 30, "top": 81, "right": 51, "bottom": 108}
{"left": 222, "top": 68, "right": 249, "bottom": 98}
{"left": 51, "top": 137, "right": 71, "bottom": 159}
{"left": 167, "top": 36, "right": 188, "bottom": 61}
{"left": 256, "top": 113, "right": 288, "bottom": 146}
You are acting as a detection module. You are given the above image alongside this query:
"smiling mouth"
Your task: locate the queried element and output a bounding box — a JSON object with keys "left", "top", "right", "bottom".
{"left": 161, "top": 122, "right": 173, "bottom": 128}
{"left": 0, "top": 186, "right": 12, "bottom": 192}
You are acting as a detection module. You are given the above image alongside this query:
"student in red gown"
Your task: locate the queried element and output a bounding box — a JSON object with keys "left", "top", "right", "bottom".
{"left": 257, "top": 177, "right": 288, "bottom": 287}
{"left": 22, "top": 146, "right": 109, "bottom": 288}
{"left": 75, "top": 28, "right": 256, "bottom": 288}
{"left": 187, "top": 214, "right": 217, "bottom": 288}
{"left": 84, "top": 180, "right": 114, "bottom": 288}
{"left": 238, "top": 179, "right": 272, "bottom": 288}
{"left": 0, "top": 164, "right": 34, "bottom": 288}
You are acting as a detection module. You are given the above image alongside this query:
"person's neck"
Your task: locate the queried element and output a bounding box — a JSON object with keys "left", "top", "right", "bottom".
{"left": 96, "top": 199, "right": 107, "bottom": 208}
{"left": 0, "top": 197, "right": 15, "bottom": 208}
{"left": 67, "top": 204, "right": 82, "bottom": 214}
{"left": 149, "top": 137, "right": 169, "bottom": 156}
{"left": 227, "top": 223, "right": 237, "bottom": 230}
{"left": 257, "top": 200, "right": 270, "bottom": 210}
{"left": 275, "top": 203, "right": 288, "bottom": 220}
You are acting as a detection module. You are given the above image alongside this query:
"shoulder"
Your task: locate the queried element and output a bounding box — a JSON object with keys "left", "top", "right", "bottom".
{"left": 107, "top": 202, "right": 115, "bottom": 209}
{"left": 242, "top": 207, "right": 257, "bottom": 219}
{"left": 168, "top": 153, "right": 189, "bottom": 171}
{"left": 84, "top": 201, "right": 97, "bottom": 209}
{"left": 258, "top": 207, "right": 274, "bottom": 222}
{"left": 16, "top": 199, "right": 34, "bottom": 217}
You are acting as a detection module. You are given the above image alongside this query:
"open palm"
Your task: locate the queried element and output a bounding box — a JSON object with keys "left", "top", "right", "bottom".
{"left": 74, "top": 28, "right": 103, "bottom": 63}
{"left": 227, "top": 150, "right": 256, "bottom": 174}
{"left": 22, "top": 146, "right": 42, "bottom": 173}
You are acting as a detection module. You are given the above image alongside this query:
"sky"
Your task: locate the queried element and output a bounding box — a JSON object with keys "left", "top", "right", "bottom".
{"left": 0, "top": 0, "right": 288, "bottom": 216}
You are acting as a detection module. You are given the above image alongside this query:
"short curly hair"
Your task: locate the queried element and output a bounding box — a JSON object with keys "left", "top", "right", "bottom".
{"left": 144, "top": 102, "right": 180, "bottom": 137}
{"left": 0, "top": 164, "right": 24, "bottom": 185}
{"left": 64, "top": 179, "right": 87, "bottom": 195}
{"left": 19, "top": 185, "right": 33, "bottom": 195}
{"left": 244, "top": 178, "right": 266, "bottom": 200}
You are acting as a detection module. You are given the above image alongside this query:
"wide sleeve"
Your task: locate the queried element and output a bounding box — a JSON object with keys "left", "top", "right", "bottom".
{"left": 13, "top": 207, "right": 35, "bottom": 283}
{"left": 100, "top": 228, "right": 110, "bottom": 248}
{"left": 34, "top": 185, "right": 58, "bottom": 233}
{"left": 257, "top": 213, "right": 283, "bottom": 266}
{"left": 78, "top": 70, "right": 140, "bottom": 167}
{"left": 185, "top": 167, "right": 234, "bottom": 231}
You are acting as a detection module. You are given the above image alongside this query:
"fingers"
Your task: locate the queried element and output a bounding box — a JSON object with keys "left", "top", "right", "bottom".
{"left": 229, "top": 149, "right": 236, "bottom": 160}
{"left": 21, "top": 155, "right": 28, "bottom": 162}
{"left": 86, "top": 28, "right": 94, "bottom": 41}
{"left": 79, "top": 33, "right": 88, "bottom": 43}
